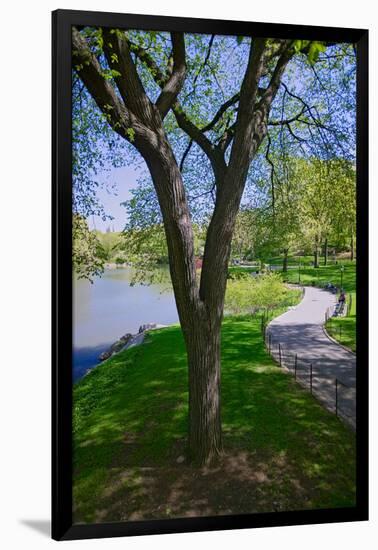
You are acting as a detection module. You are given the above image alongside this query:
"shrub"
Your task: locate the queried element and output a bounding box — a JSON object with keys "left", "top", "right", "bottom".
{"left": 225, "top": 272, "right": 290, "bottom": 315}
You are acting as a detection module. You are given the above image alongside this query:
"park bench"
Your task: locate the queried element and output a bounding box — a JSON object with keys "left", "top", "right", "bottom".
{"left": 334, "top": 300, "right": 346, "bottom": 317}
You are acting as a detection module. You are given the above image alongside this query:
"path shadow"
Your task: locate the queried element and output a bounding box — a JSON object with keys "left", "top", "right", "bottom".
{"left": 20, "top": 519, "right": 50, "bottom": 537}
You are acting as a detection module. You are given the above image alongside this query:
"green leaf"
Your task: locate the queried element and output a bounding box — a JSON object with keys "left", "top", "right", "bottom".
{"left": 307, "top": 42, "right": 327, "bottom": 65}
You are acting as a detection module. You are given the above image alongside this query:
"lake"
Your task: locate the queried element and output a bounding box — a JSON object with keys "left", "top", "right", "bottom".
{"left": 73, "top": 267, "right": 179, "bottom": 381}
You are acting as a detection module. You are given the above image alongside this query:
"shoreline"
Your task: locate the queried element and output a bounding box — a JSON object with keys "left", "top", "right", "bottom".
{"left": 78, "top": 323, "right": 171, "bottom": 381}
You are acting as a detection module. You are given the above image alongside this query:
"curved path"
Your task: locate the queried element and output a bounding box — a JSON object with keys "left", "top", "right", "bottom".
{"left": 267, "top": 286, "right": 356, "bottom": 428}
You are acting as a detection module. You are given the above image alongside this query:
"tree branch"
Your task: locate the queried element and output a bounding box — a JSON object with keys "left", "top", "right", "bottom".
{"left": 256, "top": 41, "right": 294, "bottom": 112}
{"left": 172, "top": 105, "right": 227, "bottom": 180}
{"left": 268, "top": 105, "right": 307, "bottom": 126}
{"left": 72, "top": 27, "right": 134, "bottom": 139}
{"left": 179, "top": 139, "right": 193, "bottom": 172}
{"left": 156, "top": 33, "right": 187, "bottom": 119}
{"left": 191, "top": 35, "right": 215, "bottom": 91}
{"left": 201, "top": 93, "right": 240, "bottom": 133}
{"left": 130, "top": 39, "right": 227, "bottom": 179}
{"left": 226, "top": 38, "right": 272, "bottom": 174}
{"left": 102, "top": 28, "right": 156, "bottom": 126}
{"left": 265, "top": 134, "right": 277, "bottom": 216}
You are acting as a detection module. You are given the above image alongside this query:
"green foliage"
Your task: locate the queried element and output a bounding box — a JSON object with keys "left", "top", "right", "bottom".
{"left": 73, "top": 317, "right": 355, "bottom": 522}
{"left": 117, "top": 223, "right": 206, "bottom": 286}
{"left": 294, "top": 158, "right": 356, "bottom": 254}
{"left": 73, "top": 215, "right": 105, "bottom": 281}
{"left": 231, "top": 208, "right": 282, "bottom": 262}
{"left": 120, "top": 224, "right": 170, "bottom": 285}
{"left": 292, "top": 40, "right": 327, "bottom": 65}
{"left": 94, "top": 230, "right": 123, "bottom": 261}
{"left": 283, "top": 260, "right": 355, "bottom": 290}
{"left": 307, "top": 42, "right": 327, "bottom": 64}
{"left": 225, "top": 272, "right": 296, "bottom": 315}
{"left": 73, "top": 28, "right": 356, "bottom": 282}
{"left": 233, "top": 157, "right": 356, "bottom": 265}
{"left": 126, "top": 127, "right": 136, "bottom": 142}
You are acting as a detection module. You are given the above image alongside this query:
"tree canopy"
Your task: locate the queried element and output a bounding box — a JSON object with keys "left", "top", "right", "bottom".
{"left": 72, "top": 31, "right": 356, "bottom": 279}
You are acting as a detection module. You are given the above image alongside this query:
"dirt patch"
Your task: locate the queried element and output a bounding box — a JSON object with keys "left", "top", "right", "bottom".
{"left": 86, "top": 440, "right": 315, "bottom": 524}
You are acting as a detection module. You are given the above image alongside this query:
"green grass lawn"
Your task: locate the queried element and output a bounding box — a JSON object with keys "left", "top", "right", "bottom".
{"left": 282, "top": 262, "right": 356, "bottom": 352}
{"left": 267, "top": 254, "right": 315, "bottom": 266}
{"left": 73, "top": 315, "right": 356, "bottom": 523}
{"left": 282, "top": 260, "right": 356, "bottom": 292}
{"left": 228, "top": 265, "right": 257, "bottom": 277}
{"left": 229, "top": 261, "right": 357, "bottom": 353}
{"left": 325, "top": 292, "right": 356, "bottom": 352}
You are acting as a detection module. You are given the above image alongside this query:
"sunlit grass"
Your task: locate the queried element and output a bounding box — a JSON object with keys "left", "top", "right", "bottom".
{"left": 233, "top": 261, "right": 357, "bottom": 352}
{"left": 283, "top": 261, "right": 356, "bottom": 293}
{"left": 73, "top": 315, "right": 356, "bottom": 523}
{"left": 281, "top": 262, "right": 356, "bottom": 353}
{"left": 325, "top": 292, "right": 356, "bottom": 352}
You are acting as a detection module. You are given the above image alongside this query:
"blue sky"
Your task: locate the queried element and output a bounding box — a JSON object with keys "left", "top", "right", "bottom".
{"left": 87, "top": 165, "right": 142, "bottom": 231}
{"left": 76, "top": 37, "right": 355, "bottom": 233}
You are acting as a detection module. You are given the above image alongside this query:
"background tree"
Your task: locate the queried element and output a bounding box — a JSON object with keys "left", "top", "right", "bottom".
{"left": 73, "top": 215, "right": 105, "bottom": 280}
{"left": 292, "top": 158, "right": 355, "bottom": 267}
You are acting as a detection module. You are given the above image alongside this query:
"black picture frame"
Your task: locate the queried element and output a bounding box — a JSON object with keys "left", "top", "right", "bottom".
{"left": 52, "top": 9, "right": 369, "bottom": 541}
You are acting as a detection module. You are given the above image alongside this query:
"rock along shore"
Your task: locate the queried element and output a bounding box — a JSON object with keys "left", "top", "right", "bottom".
{"left": 98, "top": 323, "right": 168, "bottom": 362}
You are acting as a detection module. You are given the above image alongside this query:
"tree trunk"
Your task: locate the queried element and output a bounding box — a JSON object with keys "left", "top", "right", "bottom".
{"left": 350, "top": 233, "right": 354, "bottom": 261}
{"left": 314, "top": 245, "right": 319, "bottom": 268}
{"left": 186, "top": 318, "right": 222, "bottom": 464}
{"left": 323, "top": 237, "right": 328, "bottom": 266}
{"left": 141, "top": 140, "right": 225, "bottom": 464}
{"left": 282, "top": 248, "right": 289, "bottom": 272}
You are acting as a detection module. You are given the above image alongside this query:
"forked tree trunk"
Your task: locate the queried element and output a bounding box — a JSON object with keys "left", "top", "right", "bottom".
{"left": 142, "top": 140, "right": 226, "bottom": 464}
{"left": 72, "top": 28, "right": 294, "bottom": 465}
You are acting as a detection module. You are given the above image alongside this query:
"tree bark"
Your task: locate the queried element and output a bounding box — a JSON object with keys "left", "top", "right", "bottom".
{"left": 323, "top": 237, "right": 328, "bottom": 266}
{"left": 282, "top": 248, "right": 289, "bottom": 272}
{"left": 314, "top": 238, "right": 319, "bottom": 268}
{"left": 350, "top": 232, "right": 354, "bottom": 261}
{"left": 187, "top": 317, "right": 222, "bottom": 464}
{"left": 140, "top": 138, "right": 224, "bottom": 464}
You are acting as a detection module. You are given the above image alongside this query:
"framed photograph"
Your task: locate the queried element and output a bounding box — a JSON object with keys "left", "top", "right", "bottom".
{"left": 52, "top": 9, "right": 368, "bottom": 541}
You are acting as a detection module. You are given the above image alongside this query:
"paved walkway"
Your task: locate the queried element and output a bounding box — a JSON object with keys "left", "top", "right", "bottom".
{"left": 267, "top": 286, "right": 356, "bottom": 428}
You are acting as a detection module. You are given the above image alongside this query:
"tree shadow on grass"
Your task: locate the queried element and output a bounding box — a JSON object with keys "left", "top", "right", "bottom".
{"left": 73, "top": 317, "right": 356, "bottom": 524}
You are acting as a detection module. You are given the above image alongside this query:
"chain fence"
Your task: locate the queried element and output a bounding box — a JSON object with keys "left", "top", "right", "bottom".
{"left": 263, "top": 324, "right": 356, "bottom": 430}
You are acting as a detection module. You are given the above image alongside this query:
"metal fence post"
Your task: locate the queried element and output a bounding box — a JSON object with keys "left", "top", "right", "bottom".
{"left": 335, "top": 378, "right": 338, "bottom": 417}
{"left": 294, "top": 354, "right": 297, "bottom": 379}
{"left": 268, "top": 333, "right": 271, "bottom": 353}
{"left": 279, "top": 343, "right": 282, "bottom": 367}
